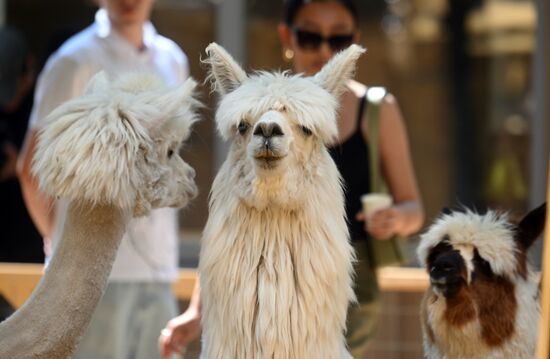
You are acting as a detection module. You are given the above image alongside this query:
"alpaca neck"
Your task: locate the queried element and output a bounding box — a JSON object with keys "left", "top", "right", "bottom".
{"left": 201, "top": 176, "right": 353, "bottom": 358}
{"left": 0, "top": 201, "right": 130, "bottom": 359}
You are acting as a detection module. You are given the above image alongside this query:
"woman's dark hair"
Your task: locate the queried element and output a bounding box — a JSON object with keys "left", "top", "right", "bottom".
{"left": 283, "top": 0, "right": 359, "bottom": 26}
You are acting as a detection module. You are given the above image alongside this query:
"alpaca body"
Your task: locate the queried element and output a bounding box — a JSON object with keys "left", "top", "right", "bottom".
{"left": 418, "top": 206, "right": 546, "bottom": 359}
{"left": 0, "top": 72, "right": 199, "bottom": 358}
{"left": 200, "top": 150, "right": 353, "bottom": 359}
{"left": 199, "top": 43, "right": 365, "bottom": 359}
{"left": 422, "top": 277, "right": 539, "bottom": 359}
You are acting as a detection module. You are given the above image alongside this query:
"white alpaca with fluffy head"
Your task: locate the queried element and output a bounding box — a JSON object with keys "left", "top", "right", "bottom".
{"left": 0, "top": 72, "right": 199, "bottom": 358}
{"left": 199, "top": 43, "right": 365, "bottom": 359}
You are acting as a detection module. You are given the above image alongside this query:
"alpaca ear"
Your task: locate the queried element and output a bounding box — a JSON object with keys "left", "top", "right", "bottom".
{"left": 145, "top": 77, "right": 200, "bottom": 129}
{"left": 82, "top": 71, "right": 109, "bottom": 95}
{"left": 515, "top": 202, "right": 546, "bottom": 250}
{"left": 204, "top": 42, "right": 248, "bottom": 95}
{"left": 155, "top": 77, "right": 198, "bottom": 112}
{"left": 313, "top": 44, "right": 366, "bottom": 99}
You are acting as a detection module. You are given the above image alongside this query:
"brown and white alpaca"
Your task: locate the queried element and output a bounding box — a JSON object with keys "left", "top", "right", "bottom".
{"left": 198, "top": 43, "right": 364, "bottom": 359}
{"left": 0, "top": 72, "right": 199, "bottom": 358}
{"left": 418, "top": 204, "right": 546, "bottom": 359}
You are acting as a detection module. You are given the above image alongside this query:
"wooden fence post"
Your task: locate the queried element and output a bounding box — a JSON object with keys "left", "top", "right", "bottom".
{"left": 537, "top": 161, "right": 550, "bottom": 359}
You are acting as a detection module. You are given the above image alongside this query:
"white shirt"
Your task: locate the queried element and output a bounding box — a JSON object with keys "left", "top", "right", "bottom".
{"left": 30, "top": 9, "right": 189, "bottom": 282}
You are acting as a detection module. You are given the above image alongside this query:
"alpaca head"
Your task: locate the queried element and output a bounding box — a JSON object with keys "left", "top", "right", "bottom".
{"left": 33, "top": 71, "right": 200, "bottom": 216}
{"left": 418, "top": 204, "right": 546, "bottom": 299}
{"left": 204, "top": 42, "right": 364, "bottom": 209}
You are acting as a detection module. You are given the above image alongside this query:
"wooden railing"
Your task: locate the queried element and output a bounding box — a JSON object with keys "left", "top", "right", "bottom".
{"left": 0, "top": 263, "right": 429, "bottom": 309}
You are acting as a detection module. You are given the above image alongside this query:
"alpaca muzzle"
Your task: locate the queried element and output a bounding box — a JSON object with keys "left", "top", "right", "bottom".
{"left": 430, "top": 252, "right": 465, "bottom": 297}
{"left": 252, "top": 120, "right": 287, "bottom": 168}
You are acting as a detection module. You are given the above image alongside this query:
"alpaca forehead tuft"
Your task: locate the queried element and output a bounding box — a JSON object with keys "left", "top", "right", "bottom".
{"left": 110, "top": 72, "right": 165, "bottom": 93}
{"left": 85, "top": 72, "right": 198, "bottom": 132}
{"left": 216, "top": 71, "right": 338, "bottom": 142}
{"left": 418, "top": 210, "right": 519, "bottom": 277}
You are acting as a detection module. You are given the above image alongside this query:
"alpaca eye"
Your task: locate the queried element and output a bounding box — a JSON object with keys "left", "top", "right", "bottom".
{"left": 301, "top": 126, "right": 313, "bottom": 137}
{"left": 473, "top": 250, "right": 493, "bottom": 277}
{"left": 237, "top": 121, "right": 249, "bottom": 135}
{"left": 167, "top": 149, "right": 174, "bottom": 158}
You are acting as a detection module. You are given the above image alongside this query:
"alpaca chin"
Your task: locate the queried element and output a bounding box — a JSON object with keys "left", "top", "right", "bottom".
{"left": 240, "top": 173, "right": 300, "bottom": 211}
{"left": 253, "top": 155, "right": 286, "bottom": 170}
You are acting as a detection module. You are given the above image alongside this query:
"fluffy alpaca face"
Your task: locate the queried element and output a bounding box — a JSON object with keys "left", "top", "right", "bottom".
{"left": 218, "top": 74, "right": 337, "bottom": 182}
{"left": 142, "top": 116, "right": 198, "bottom": 213}
{"left": 33, "top": 72, "right": 200, "bottom": 216}
{"left": 204, "top": 42, "right": 365, "bottom": 208}
{"left": 418, "top": 205, "right": 546, "bottom": 295}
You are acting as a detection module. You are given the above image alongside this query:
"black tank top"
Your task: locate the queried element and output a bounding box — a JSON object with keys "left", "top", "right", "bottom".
{"left": 328, "top": 95, "right": 370, "bottom": 241}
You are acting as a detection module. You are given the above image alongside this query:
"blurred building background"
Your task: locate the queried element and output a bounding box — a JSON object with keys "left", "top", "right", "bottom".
{"left": 1, "top": 0, "right": 548, "bottom": 357}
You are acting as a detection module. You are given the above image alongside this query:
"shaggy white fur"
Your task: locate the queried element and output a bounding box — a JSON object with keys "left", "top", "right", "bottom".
{"left": 199, "top": 43, "right": 364, "bottom": 358}
{"left": 33, "top": 71, "right": 200, "bottom": 216}
{"left": 0, "top": 72, "right": 200, "bottom": 358}
{"left": 418, "top": 206, "right": 545, "bottom": 359}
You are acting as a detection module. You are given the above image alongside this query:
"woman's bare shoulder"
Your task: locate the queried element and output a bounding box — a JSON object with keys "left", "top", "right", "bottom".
{"left": 346, "top": 80, "right": 367, "bottom": 98}
{"left": 348, "top": 81, "right": 399, "bottom": 112}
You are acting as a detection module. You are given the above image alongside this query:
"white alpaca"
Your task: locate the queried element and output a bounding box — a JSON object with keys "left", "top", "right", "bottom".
{"left": 417, "top": 204, "right": 546, "bottom": 359}
{"left": 0, "top": 72, "right": 199, "bottom": 358}
{"left": 199, "top": 43, "right": 364, "bottom": 359}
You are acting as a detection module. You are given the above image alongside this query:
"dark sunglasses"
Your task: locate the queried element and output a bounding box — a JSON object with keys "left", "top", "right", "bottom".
{"left": 292, "top": 28, "right": 354, "bottom": 52}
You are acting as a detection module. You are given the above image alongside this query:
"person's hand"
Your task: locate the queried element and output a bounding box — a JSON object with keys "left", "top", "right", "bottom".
{"left": 159, "top": 307, "right": 201, "bottom": 359}
{"left": 356, "top": 207, "right": 402, "bottom": 240}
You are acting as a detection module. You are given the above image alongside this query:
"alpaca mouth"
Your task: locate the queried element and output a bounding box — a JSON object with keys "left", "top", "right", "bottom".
{"left": 254, "top": 149, "right": 285, "bottom": 168}
{"left": 430, "top": 276, "right": 463, "bottom": 297}
{"left": 430, "top": 277, "right": 449, "bottom": 291}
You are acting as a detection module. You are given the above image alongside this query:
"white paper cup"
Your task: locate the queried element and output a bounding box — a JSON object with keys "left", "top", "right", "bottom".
{"left": 361, "top": 193, "right": 393, "bottom": 218}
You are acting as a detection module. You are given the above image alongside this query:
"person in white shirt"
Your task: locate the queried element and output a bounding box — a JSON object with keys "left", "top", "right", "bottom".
{"left": 17, "top": 1, "right": 189, "bottom": 358}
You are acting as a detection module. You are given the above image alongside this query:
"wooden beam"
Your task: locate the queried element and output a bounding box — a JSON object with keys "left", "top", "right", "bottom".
{"left": 171, "top": 269, "right": 198, "bottom": 302}
{"left": 537, "top": 161, "right": 550, "bottom": 359}
{"left": 0, "top": 264, "right": 431, "bottom": 309}
{"left": 0, "top": 263, "right": 42, "bottom": 309}
{"left": 0, "top": 264, "right": 201, "bottom": 308}
{"left": 377, "top": 267, "right": 429, "bottom": 292}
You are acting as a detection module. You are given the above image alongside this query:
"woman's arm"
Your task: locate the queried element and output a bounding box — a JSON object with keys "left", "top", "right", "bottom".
{"left": 362, "top": 93, "right": 425, "bottom": 240}
{"left": 159, "top": 280, "right": 202, "bottom": 358}
{"left": 17, "top": 129, "right": 54, "bottom": 239}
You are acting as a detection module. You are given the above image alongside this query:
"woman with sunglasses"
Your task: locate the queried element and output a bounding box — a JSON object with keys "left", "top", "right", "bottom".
{"left": 279, "top": 0, "right": 425, "bottom": 357}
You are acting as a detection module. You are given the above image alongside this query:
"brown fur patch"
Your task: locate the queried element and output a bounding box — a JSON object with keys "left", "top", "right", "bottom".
{"left": 444, "top": 286, "right": 476, "bottom": 327}
{"left": 471, "top": 275, "right": 517, "bottom": 347}
{"left": 431, "top": 242, "right": 478, "bottom": 327}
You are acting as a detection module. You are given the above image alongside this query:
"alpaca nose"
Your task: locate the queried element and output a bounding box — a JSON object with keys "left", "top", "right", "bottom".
{"left": 253, "top": 122, "right": 284, "bottom": 138}
{"left": 430, "top": 255, "right": 461, "bottom": 282}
